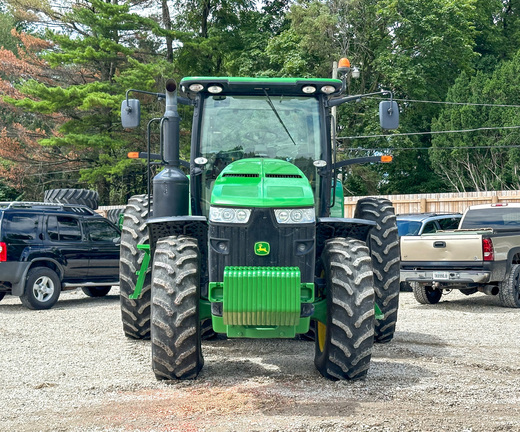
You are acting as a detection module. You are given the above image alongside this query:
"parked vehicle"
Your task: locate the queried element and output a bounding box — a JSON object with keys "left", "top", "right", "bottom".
{"left": 397, "top": 213, "right": 462, "bottom": 236}
{"left": 397, "top": 213, "right": 461, "bottom": 291}
{"left": 119, "top": 64, "right": 401, "bottom": 380}
{"left": 0, "top": 202, "right": 120, "bottom": 310}
{"left": 400, "top": 203, "right": 520, "bottom": 307}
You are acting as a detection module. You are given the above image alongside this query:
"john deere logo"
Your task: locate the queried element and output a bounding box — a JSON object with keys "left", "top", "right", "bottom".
{"left": 255, "top": 241, "right": 270, "bottom": 256}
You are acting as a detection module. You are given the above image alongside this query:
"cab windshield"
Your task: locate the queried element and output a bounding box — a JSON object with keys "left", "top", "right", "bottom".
{"left": 198, "top": 94, "right": 323, "bottom": 214}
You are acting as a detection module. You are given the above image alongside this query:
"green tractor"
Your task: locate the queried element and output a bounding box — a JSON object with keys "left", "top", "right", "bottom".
{"left": 119, "top": 64, "right": 400, "bottom": 380}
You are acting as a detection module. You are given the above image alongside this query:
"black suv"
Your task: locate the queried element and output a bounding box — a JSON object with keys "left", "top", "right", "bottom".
{"left": 0, "top": 202, "right": 120, "bottom": 310}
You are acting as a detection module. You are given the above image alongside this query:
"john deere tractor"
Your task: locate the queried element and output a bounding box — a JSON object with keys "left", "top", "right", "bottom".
{"left": 119, "top": 63, "right": 400, "bottom": 380}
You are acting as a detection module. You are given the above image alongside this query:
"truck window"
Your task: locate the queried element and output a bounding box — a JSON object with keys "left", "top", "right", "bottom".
{"left": 460, "top": 208, "right": 520, "bottom": 229}
{"left": 421, "top": 221, "right": 438, "bottom": 234}
{"left": 438, "top": 217, "right": 460, "bottom": 230}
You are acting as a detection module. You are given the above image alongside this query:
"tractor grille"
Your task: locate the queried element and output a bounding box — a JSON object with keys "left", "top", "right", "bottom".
{"left": 223, "top": 266, "right": 301, "bottom": 326}
{"left": 209, "top": 208, "right": 315, "bottom": 283}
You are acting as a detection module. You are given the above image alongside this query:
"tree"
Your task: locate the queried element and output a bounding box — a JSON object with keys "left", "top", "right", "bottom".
{"left": 430, "top": 52, "right": 520, "bottom": 192}
{"left": 1, "top": 0, "right": 176, "bottom": 203}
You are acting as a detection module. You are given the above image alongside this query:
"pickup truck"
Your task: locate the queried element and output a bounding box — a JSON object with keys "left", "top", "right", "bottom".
{"left": 400, "top": 203, "right": 520, "bottom": 308}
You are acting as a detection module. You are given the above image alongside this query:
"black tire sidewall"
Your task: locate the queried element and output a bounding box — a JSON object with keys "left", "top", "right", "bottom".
{"left": 21, "top": 268, "right": 61, "bottom": 310}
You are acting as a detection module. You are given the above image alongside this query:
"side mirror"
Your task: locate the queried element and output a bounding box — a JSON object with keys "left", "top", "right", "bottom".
{"left": 379, "top": 101, "right": 399, "bottom": 130}
{"left": 121, "top": 99, "right": 141, "bottom": 129}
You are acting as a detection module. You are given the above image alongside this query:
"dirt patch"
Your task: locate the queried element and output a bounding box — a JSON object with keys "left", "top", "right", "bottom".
{"left": 1, "top": 289, "right": 519, "bottom": 431}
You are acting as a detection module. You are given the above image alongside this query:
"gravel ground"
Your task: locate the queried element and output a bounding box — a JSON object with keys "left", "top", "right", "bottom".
{"left": 1, "top": 288, "right": 519, "bottom": 432}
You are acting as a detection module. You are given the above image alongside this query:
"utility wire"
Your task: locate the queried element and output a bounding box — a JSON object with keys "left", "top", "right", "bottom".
{"left": 337, "top": 125, "right": 520, "bottom": 140}
{"left": 342, "top": 144, "right": 520, "bottom": 151}
{"left": 367, "top": 96, "right": 520, "bottom": 109}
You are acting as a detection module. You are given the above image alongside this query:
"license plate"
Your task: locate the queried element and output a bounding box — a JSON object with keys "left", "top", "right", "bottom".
{"left": 433, "top": 271, "right": 449, "bottom": 280}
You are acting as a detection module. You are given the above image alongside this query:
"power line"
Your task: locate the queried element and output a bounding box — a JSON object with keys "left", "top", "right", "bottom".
{"left": 367, "top": 96, "right": 520, "bottom": 109}
{"left": 342, "top": 144, "right": 520, "bottom": 151}
{"left": 337, "top": 125, "right": 520, "bottom": 140}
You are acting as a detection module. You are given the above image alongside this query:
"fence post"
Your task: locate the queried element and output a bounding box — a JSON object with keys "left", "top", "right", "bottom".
{"left": 420, "top": 198, "right": 427, "bottom": 212}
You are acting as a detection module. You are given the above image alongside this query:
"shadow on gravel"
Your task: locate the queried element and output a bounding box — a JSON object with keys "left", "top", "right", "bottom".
{"left": 0, "top": 293, "right": 120, "bottom": 312}
{"left": 409, "top": 292, "right": 512, "bottom": 313}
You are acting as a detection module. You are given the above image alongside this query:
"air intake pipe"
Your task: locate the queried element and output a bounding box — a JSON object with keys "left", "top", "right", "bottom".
{"left": 153, "top": 79, "right": 189, "bottom": 218}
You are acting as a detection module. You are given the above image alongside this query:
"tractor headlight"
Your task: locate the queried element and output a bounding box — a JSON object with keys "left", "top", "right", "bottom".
{"left": 274, "top": 208, "right": 315, "bottom": 224}
{"left": 209, "top": 207, "right": 252, "bottom": 224}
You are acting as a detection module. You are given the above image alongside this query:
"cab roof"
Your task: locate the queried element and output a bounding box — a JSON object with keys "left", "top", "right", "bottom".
{"left": 179, "top": 77, "right": 343, "bottom": 97}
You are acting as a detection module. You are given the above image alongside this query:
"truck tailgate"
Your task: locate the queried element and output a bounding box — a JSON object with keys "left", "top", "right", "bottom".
{"left": 400, "top": 234, "right": 483, "bottom": 262}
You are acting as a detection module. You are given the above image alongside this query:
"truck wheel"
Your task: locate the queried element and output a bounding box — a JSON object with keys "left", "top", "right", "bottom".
{"left": 499, "top": 264, "right": 520, "bottom": 308}
{"left": 20, "top": 267, "right": 61, "bottom": 310}
{"left": 120, "top": 195, "right": 152, "bottom": 339}
{"left": 44, "top": 188, "right": 99, "bottom": 210}
{"left": 81, "top": 286, "right": 112, "bottom": 297}
{"left": 354, "top": 197, "right": 400, "bottom": 343}
{"left": 412, "top": 282, "right": 442, "bottom": 304}
{"left": 314, "top": 238, "right": 375, "bottom": 380}
{"left": 151, "top": 235, "right": 203, "bottom": 380}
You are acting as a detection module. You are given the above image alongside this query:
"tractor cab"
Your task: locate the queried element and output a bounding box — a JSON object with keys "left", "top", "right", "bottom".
{"left": 181, "top": 77, "right": 342, "bottom": 218}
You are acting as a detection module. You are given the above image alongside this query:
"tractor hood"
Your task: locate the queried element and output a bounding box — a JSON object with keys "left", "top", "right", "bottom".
{"left": 211, "top": 158, "right": 314, "bottom": 208}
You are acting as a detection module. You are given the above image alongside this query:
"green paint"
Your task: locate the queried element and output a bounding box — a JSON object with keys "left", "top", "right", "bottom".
{"left": 129, "top": 244, "right": 150, "bottom": 299}
{"left": 207, "top": 266, "right": 314, "bottom": 338}
{"left": 211, "top": 158, "right": 314, "bottom": 208}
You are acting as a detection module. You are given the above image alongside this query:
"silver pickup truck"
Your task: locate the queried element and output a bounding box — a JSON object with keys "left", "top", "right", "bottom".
{"left": 400, "top": 203, "right": 520, "bottom": 308}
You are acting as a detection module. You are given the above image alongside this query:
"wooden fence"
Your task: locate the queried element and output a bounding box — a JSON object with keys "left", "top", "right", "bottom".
{"left": 343, "top": 190, "right": 520, "bottom": 218}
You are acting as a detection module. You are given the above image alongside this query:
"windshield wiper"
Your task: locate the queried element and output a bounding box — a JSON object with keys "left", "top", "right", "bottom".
{"left": 263, "top": 89, "right": 297, "bottom": 145}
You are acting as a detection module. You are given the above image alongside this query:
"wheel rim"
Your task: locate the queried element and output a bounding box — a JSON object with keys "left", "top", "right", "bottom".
{"left": 32, "top": 276, "right": 55, "bottom": 302}
{"left": 317, "top": 321, "right": 327, "bottom": 352}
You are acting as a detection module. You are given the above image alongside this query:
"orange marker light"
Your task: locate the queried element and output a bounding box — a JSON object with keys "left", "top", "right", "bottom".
{"left": 128, "top": 152, "right": 139, "bottom": 159}
{"left": 381, "top": 155, "right": 393, "bottom": 163}
{"left": 338, "top": 58, "right": 351, "bottom": 68}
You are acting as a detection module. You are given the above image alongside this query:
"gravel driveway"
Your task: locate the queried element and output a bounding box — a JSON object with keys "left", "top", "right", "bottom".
{"left": 1, "top": 288, "right": 519, "bottom": 432}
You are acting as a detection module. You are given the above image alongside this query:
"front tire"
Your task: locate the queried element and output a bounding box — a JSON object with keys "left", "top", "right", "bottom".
{"left": 151, "top": 235, "right": 203, "bottom": 380}
{"left": 412, "top": 282, "right": 442, "bottom": 304}
{"left": 20, "top": 268, "right": 61, "bottom": 310}
{"left": 314, "top": 238, "right": 375, "bottom": 380}
{"left": 120, "top": 195, "right": 152, "bottom": 339}
{"left": 354, "top": 197, "right": 400, "bottom": 343}
{"left": 499, "top": 264, "right": 520, "bottom": 308}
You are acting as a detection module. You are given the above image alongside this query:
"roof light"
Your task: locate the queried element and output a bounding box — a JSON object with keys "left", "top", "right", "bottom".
{"left": 128, "top": 152, "right": 139, "bottom": 159}
{"left": 338, "top": 58, "right": 351, "bottom": 68}
{"left": 313, "top": 160, "right": 327, "bottom": 168}
{"left": 189, "top": 83, "right": 204, "bottom": 92}
{"left": 381, "top": 155, "right": 393, "bottom": 163}
{"left": 302, "top": 85, "right": 316, "bottom": 94}
{"left": 207, "top": 85, "right": 223, "bottom": 94}
{"left": 338, "top": 58, "right": 351, "bottom": 74}
{"left": 321, "top": 85, "right": 336, "bottom": 94}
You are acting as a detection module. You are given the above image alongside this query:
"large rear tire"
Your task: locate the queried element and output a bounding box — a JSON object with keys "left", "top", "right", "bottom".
{"left": 314, "top": 238, "right": 375, "bottom": 380}
{"left": 151, "top": 236, "right": 203, "bottom": 380}
{"left": 499, "top": 264, "right": 520, "bottom": 308}
{"left": 119, "top": 195, "right": 152, "bottom": 339}
{"left": 44, "top": 188, "right": 99, "bottom": 210}
{"left": 354, "top": 197, "right": 400, "bottom": 343}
